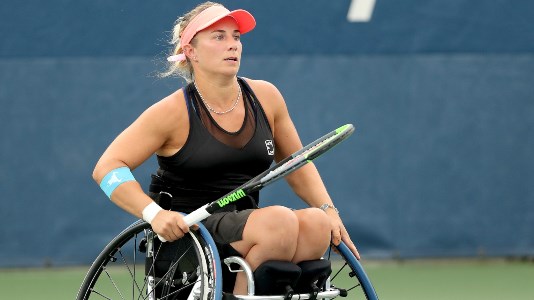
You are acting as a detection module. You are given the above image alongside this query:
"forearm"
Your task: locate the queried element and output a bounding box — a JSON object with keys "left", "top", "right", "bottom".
{"left": 93, "top": 164, "right": 155, "bottom": 219}
{"left": 286, "top": 163, "right": 334, "bottom": 208}
{"left": 107, "top": 181, "right": 154, "bottom": 219}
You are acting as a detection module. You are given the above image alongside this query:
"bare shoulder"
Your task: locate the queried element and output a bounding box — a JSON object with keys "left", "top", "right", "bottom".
{"left": 142, "top": 89, "right": 187, "bottom": 128}
{"left": 149, "top": 89, "right": 186, "bottom": 114}
{"left": 241, "top": 77, "right": 286, "bottom": 121}
{"left": 241, "top": 77, "right": 283, "bottom": 100}
{"left": 131, "top": 88, "right": 189, "bottom": 154}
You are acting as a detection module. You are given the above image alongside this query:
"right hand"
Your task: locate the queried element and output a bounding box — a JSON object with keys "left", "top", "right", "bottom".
{"left": 150, "top": 210, "right": 194, "bottom": 242}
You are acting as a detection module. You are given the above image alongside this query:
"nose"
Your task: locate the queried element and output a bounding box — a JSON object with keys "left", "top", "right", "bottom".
{"left": 228, "top": 39, "right": 239, "bottom": 52}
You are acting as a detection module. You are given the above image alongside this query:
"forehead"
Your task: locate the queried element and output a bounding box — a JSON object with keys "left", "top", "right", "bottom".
{"left": 203, "top": 16, "right": 239, "bottom": 32}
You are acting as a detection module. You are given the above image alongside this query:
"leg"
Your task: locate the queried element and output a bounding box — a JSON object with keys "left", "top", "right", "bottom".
{"left": 231, "top": 206, "right": 299, "bottom": 294}
{"left": 291, "top": 208, "right": 332, "bottom": 263}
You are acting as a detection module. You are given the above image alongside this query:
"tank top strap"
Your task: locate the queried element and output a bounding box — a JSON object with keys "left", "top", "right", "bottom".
{"left": 182, "top": 84, "right": 200, "bottom": 118}
{"left": 237, "top": 77, "right": 272, "bottom": 135}
{"left": 237, "top": 77, "right": 256, "bottom": 109}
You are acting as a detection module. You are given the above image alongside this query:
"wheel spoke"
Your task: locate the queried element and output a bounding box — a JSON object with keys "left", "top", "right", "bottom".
{"left": 77, "top": 221, "right": 218, "bottom": 300}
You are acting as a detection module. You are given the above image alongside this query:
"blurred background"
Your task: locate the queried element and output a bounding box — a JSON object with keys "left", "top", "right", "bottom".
{"left": 1, "top": 0, "right": 533, "bottom": 272}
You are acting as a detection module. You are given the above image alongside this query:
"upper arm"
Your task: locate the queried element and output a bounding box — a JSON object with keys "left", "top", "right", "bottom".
{"left": 93, "top": 92, "right": 185, "bottom": 181}
{"left": 271, "top": 98, "right": 303, "bottom": 163}
{"left": 243, "top": 78, "right": 303, "bottom": 162}
{"left": 244, "top": 79, "right": 330, "bottom": 202}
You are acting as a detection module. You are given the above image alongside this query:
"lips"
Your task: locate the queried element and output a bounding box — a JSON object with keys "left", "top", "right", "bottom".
{"left": 225, "top": 57, "right": 238, "bottom": 61}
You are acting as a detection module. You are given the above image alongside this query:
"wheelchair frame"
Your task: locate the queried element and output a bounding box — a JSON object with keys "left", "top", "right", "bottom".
{"left": 77, "top": 219, "right": 378, "bottom": 300}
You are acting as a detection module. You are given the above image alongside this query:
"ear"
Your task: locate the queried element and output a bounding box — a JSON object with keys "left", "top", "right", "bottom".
{"left": 182, "top": 44, "right": 197, "bottom": 61}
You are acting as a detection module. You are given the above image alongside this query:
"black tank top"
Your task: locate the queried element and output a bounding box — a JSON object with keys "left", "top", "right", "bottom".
{"left": 149, "top": 78, "right": 274, "bottom": 213}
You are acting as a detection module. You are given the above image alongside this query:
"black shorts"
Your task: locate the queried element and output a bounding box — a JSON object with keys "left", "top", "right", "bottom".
{"left": 149, "top": 191, "right": 254, "bottom": 245}
{"left": 202, "top": 209, "right": 254, "bottom": 244}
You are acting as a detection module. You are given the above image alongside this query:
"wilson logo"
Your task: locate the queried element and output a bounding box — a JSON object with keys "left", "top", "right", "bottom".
{"left": 217, "top": 189, "right": 246, "bottom": 208}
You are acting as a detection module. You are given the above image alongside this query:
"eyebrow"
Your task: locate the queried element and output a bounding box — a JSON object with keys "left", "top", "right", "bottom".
{"left": 211, "top": 29, "right": 240, "bottom": 34}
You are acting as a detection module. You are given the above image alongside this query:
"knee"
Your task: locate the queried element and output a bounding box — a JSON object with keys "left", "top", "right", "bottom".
{"left": 252, "top": 206, "right": 299, "bottom": 245}
{"left": 263, "top": 205, "right": 299, "bottom": 235}
{"left": 298, "top": 208, "right": 331, "bottom": 237}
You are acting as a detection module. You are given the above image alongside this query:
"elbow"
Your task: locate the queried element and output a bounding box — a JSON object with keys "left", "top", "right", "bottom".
{"left": 92, "top": 160, "right": 128, "bottom": 184}
{"left": 92, "top": 165, "right": 101, "bottom": 184}
{"left": 92, "top": 161, "right": 109, "bottom": 184}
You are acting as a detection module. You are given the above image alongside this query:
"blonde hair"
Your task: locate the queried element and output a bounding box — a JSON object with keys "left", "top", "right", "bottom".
{"left": 160, "top": 2, "right": 222, "bottom": 82}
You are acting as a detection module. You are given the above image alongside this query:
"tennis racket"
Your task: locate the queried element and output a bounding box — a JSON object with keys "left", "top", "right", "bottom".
{"left": 182, "top": 123, "right": 355, "bottom": 226}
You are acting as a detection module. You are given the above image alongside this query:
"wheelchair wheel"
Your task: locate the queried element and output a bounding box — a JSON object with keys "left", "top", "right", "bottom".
{"left": 77, "top": 220, "right": 222, "bottom": 300}
{"left": 328, "top": 241, "right": 379, "bottom": 300}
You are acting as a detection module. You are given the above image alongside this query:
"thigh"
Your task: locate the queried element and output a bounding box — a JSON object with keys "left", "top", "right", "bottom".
{"left": 230, "top": 206, "right": 299, "bottom": 256}
{"left": 292, "top": 207, "right": 329, "bottom": 221}
{"left": 292, "top": 207, "right": 331, "bottom": 235}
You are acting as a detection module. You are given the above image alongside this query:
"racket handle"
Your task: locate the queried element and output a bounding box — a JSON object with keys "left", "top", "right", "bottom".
{"left": 183, "top": 204, "right": 211, "bottom": 226}
{"left": 154, "top": 206, "right": 210, "bottom": 243}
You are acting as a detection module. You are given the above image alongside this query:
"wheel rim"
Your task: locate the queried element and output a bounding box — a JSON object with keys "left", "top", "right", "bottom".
{"left": 77, "top": 221, "right": 214, "bottom": 300}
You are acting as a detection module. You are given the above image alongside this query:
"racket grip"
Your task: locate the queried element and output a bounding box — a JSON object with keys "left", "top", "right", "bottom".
{"left": 183, "top": 204, "right": 211, "bottom": 226}
{"left": 155, "top": 206, "right": 210, "bottom": 243}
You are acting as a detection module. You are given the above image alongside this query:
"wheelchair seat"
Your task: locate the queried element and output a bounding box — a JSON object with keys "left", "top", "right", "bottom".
{"left": 295, "top": 259, "right": 332, "bottom": 297}
{"left": 254, "top": 260, "right": 302, "bottom": 297}
{"left": 223, "top": 257, "right": 332, "bottom": 300}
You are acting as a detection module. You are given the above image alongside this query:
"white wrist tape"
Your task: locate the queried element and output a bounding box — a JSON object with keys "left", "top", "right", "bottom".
{"left": 142, "top": 202, "right": 163, "bottom": 224}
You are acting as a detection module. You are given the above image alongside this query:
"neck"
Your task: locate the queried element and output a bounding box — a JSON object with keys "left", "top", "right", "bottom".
{"left": 193, "top": 74, "right": 239, "bottom": 107}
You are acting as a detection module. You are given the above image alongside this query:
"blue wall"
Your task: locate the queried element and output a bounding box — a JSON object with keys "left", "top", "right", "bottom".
{"left": 1, "top": 0, "right": 533, "bottom": 266}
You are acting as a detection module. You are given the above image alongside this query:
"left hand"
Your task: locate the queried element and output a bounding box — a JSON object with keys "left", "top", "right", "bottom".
{"left": 327, "top": 210, "right": 361, "bottom": 260}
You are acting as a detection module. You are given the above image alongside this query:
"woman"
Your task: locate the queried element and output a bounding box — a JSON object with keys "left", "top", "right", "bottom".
{"left": 93, "top": 2, "right": 359, "bottom": 295}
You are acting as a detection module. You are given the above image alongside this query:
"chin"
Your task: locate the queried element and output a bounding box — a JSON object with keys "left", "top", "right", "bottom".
{"left": 220, "top": 68, "right": 240, "bottom": 77}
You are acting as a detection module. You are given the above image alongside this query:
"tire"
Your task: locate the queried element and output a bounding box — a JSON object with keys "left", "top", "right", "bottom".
{"left": 328, "top": 241, "right": 379, "bottom": 300}
{"left": 76, "top": 220, "right": 222, "bottom": 300}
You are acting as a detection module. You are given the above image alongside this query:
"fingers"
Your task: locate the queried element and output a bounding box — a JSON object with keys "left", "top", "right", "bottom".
{"left": 152, "top": 211, "right": 192, "bottom": 242}
{"left": 331, "top": 227, "right": 342, "bottom": 246}
{"left": 175, "top": 217, "right": 191, "bottom": 235}
{"left": 340, "top": 227, "right": 361, "bottom": 260}
{"left": 345, "top": 238, "right": 361, "bottom": 260}
{"left": 353, "top": 247, "right": 361, "bottom": 260}
{"left": 157, "top": 234, "right": 168, "bottom": 242}
{"left": 331, "top": 220, "right": 361, "bottom": 260}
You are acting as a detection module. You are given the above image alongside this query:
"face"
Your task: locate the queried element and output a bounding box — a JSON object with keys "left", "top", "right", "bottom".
{"left": 188, "top": 17, "right": 242, "bottom": 76}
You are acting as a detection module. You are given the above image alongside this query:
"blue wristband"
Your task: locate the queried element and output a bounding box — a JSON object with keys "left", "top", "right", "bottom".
{"left": 100, "top": 166, "right": 136, "bottom": 198}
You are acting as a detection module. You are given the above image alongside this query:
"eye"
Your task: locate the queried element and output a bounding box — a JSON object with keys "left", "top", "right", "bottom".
{"left": 234, "top": 34, "right": 241, "bottom": 41}
{"left": 214, "top": 34, "right": 224, "bottom": 40}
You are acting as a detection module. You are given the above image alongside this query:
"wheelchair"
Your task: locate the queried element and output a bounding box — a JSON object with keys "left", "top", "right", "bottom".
{"left": 77, "top": 219, "right": 379, "bottom": 300}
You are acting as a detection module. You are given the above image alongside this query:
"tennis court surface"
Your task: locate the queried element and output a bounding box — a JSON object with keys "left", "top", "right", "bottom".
{"left": 1, "top": 258, "right": 532, "bottom": 299}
